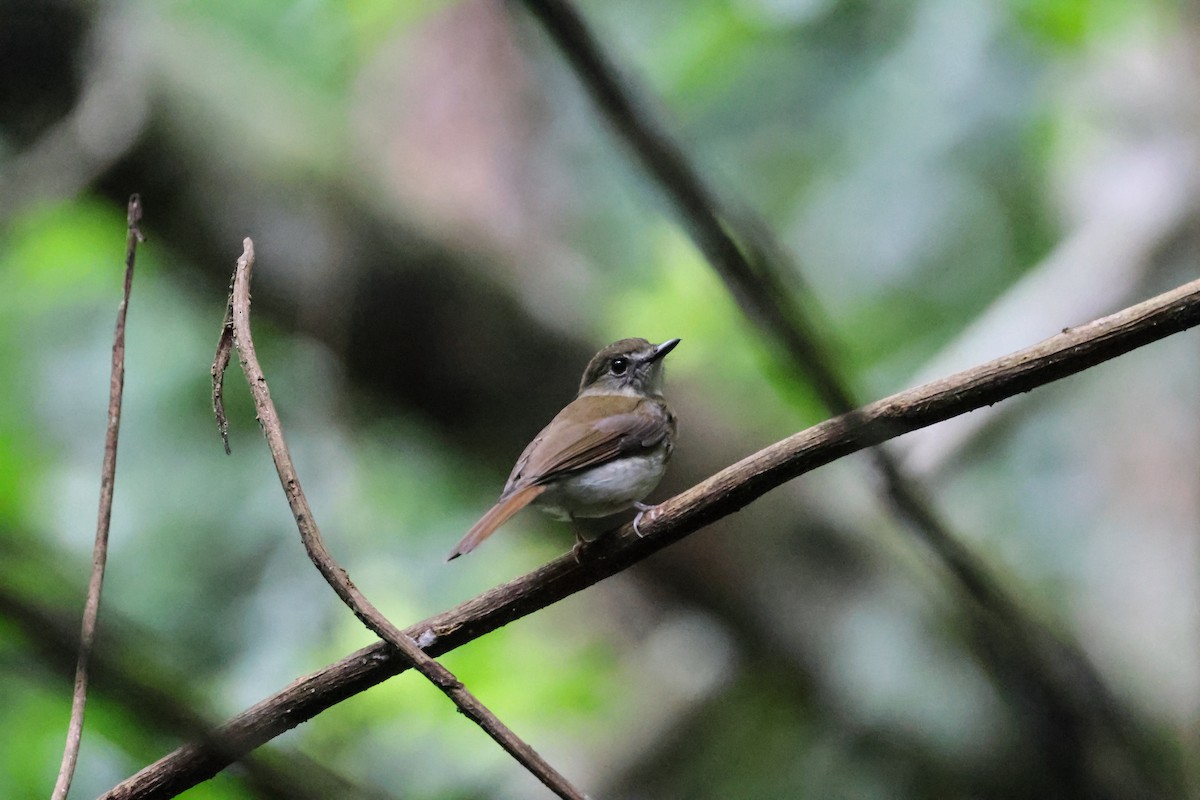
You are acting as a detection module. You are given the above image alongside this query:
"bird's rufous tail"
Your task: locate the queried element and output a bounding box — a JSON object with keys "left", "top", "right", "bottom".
{"left": 446, "top": 484, "right": 546, "bottom": 561}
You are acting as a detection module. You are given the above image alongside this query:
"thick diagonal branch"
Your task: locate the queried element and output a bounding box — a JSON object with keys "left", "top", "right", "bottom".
{"left": 510, "top": 4, "right": 1162, "bottom": 792}
{"left": 510, "top": 0, "right": 1033, "bottom": 635}
{"left": 210, "top": 239, "right": 587, "bottom": 800}
{"left": 105, "top": 276, "right": 1200, "bottom": 800}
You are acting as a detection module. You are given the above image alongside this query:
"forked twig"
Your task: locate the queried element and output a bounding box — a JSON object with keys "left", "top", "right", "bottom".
{"left": 107, "top": 275, "right": 1200, "bottom": 799}
{"left": 210, "top": 239, "right": 587, "bottom": 800}
{"left": 53, "top": 194, "right": 145, "bottom": 800}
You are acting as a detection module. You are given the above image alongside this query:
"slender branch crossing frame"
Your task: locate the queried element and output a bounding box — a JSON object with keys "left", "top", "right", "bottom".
{"left": 104, "top": 274, "right": 1200, "bottom": 799}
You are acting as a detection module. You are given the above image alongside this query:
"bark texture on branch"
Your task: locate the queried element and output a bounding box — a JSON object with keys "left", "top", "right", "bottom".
{"left": 210, "top": 239, "right": 587, "bottom": 800}
{"left": 506, "top": 8, "right": 1157, "bottom": 794}
{"left": 104, "top": 276, "right": 1200, "bottom": 799}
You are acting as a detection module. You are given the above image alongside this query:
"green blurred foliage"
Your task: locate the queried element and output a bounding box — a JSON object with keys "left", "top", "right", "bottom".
{"left": 2, "top": 0, "right": 1197, "bottom": 797}
{"left": 1012, "top": 0, "right": 1171, "bottom": 48}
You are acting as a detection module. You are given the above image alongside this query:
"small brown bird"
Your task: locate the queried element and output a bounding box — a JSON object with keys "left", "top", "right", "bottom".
{"left": 447, "top": 337, "right": 679, "bottom": 560}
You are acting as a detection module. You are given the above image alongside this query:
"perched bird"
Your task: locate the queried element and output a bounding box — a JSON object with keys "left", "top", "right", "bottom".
{"left": 447, "top": 337, "right": 679, "bottom": 560}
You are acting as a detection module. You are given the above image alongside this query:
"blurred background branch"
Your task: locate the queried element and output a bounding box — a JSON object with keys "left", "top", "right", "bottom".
{"left": 2, "top": 0, "right": 1198, "bottom": 798}
{"left": 513, "top": 1, "right": 1187, "bottom": 796}
{"left": 111, "top": 275, "right": 1200, "bottom": 798}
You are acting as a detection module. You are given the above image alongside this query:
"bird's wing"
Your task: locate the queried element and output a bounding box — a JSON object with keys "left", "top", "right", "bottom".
{"left": 500, "top": 395, "right": 673, "bottom": 496}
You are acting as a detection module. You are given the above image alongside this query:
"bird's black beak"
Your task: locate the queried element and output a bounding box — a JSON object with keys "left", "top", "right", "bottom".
{"left": 648, "top": 338, "right": 681, "bottom": 363}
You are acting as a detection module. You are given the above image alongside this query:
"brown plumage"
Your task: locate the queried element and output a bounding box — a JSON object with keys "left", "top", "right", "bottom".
{"left": 447, "top": 338, "right": 679, "bottom": 561}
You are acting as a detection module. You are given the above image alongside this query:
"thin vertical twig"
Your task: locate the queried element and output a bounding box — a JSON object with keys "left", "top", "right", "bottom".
{"left": 212, "top": 239, "right": 588, "bottom": 800}
{"left": 53, "top": 194, "right": 145, "bottom": 800}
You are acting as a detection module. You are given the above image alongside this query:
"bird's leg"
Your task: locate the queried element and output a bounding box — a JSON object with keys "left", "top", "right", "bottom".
{"left": 570, "top": 516, "right": 591, "bottom": 563}
{"left": 632, "top": 502, "right": 659, "bottom": 538}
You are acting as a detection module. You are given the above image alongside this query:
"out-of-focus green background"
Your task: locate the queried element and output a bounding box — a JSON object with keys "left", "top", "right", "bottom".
{"left": 3, "top": 1, "right": 1198, "bottom": 798}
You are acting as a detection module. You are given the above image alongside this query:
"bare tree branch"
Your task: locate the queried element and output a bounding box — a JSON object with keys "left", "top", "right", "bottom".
{"left": 900, "top": 138, "right": 1199, "bottom": 474}
{"left": 508, "top": 4, "right": 1172, "bottom": 793}
{"left": 0, "top": 577, "right": 394, "bottom": 800}
{"left": 515, "top": 0, "right": 847, "bottom": 407}
{"left": 507, "top": 0, "right": 1019, "bottom": 625}
{"left": 53, "top": 194, "right": 144, "bottom": 800}
{"left": 210, "top": 239, "right": 588, "bottom": 800}
{"left": 105, "top": 276, "right": 1200, "bottom": 799}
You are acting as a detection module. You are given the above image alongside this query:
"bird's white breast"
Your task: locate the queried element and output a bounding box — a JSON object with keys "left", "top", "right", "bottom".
{"left": 534, "top": 450, "right": 669, "bottom": 520}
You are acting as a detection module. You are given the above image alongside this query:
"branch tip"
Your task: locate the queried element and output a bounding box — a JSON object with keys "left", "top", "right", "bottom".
{"left": 126, "top": 194, "right": 145, "bottom": 242}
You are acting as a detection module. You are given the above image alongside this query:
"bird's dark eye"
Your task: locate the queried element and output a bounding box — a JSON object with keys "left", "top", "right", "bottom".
{"left": 610, "top": 357, "right": 629, "bottom": 375}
